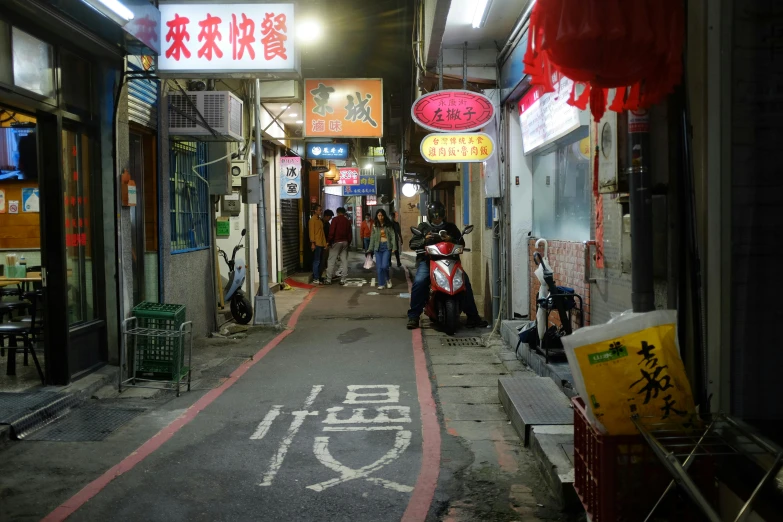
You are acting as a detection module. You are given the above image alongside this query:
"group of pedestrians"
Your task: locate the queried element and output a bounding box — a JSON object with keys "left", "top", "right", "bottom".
{"left": 309, "top": 204, "right": 403, "bottom": 290}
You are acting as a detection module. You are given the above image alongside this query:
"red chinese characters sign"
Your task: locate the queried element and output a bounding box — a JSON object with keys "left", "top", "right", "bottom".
{"left": 158, "top": 4, "right": 296, "bottom": 73}
{"left": 325, "top": 168, "right": 360, "bottom": 186}
{"left": 411, "top": 90, "right": 494, "bottom": 133}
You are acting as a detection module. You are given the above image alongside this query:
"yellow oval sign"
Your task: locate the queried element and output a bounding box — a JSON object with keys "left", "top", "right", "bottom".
{"left": 420, "top": 133, "right": 495, "bottom": 163}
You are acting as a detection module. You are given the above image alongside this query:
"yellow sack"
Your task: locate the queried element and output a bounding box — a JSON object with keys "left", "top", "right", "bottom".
{"left": 563, "top": 310, "right": 697, "bottom": 435}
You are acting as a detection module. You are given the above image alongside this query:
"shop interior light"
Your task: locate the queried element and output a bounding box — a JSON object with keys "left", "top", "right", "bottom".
{"left": 472, "top": 0, "right": 493, "bottom": 29}
{"left": 82, "top": 0, "right": 134, "bottom": 24}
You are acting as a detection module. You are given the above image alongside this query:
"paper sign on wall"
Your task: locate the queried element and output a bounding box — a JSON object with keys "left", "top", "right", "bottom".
{"left": 8, "top": 200, "right": 19, "bottom": 214}
{"left": 0, "top": 189, "right": 5, "bottom": 213}
{"left": 22, "top": 188, "right": 39, "bottom": 212}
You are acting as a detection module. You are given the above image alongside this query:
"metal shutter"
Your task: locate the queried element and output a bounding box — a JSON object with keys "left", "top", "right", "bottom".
{"left": 280, "top": 199, "right": 300, "bottom": 277}
{"left": 128, "top": 65, "right": 158, "bottom": 129}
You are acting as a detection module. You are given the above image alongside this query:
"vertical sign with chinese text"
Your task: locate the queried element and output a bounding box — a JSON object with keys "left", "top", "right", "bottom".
{"left": 158, "top": 4, "right": 296, "bottom": 73}
{"left": 280, "top": 156, "right": 302, "bottom": 199}
{"left": 304, "top": 79, "right": 383, "bottom": 138}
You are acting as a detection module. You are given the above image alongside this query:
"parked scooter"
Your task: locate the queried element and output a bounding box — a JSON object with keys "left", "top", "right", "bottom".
{"left": 218, "top": 229, "right": 253, "bottom": 325}
{"left": 411, "top": 224, "right": 474, "bottom": 335}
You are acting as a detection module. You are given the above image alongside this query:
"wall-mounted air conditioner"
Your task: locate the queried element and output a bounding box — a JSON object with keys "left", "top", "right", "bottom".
{"left": 168, "top": 90, "right": 244, "bottom": 142}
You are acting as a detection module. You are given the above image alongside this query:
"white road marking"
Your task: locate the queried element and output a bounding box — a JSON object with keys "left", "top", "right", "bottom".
{"left": 323, "top": 426, "right": 404, "bottom": 432}
{"left": 307, "top": 430, "right": 413, "bottom": 492}
{"left": 344, "top": 385, "right": 400, "bottom": 404}
{"left": 323, "top": 406, "right": 412, "bottom": 424}
{"left": 303, "top": 385, "right": 324, "bottom": 408}
{"left": 249, "top": 405, "right": 283, "bottom": 440}
{"left": 371, "top": 278, "right": 376, "bottom": 286}
{"left": 259, "top": 410, "right": 319, "bottom": 487}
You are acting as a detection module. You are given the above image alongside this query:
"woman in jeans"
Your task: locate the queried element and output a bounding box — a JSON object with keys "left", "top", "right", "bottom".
{"left": 367, "top": 209, "right": 397, "bottom": 290}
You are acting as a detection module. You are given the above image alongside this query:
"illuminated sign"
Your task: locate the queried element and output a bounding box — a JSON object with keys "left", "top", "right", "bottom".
{"left": 518, "top": 73, "right": 581, "bottom": 154}
{"left": 412, "top": 89, "right": 494, "bottom": 133}
{"left": 420, "top": 133, "right": 495, "bottom": 163}
{"left": 324, "top": 167, "right": 360, "bottom": 186}
{"left": 304, "top": 79, "right": 383, "bottom": 138}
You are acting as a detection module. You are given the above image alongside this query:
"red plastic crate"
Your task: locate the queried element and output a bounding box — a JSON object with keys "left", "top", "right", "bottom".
{"left": 573, "top": 397, "right": 712, "bottom": 521}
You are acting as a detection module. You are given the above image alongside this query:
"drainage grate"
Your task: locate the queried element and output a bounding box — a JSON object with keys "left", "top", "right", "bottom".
{"left": 25, "top": 404, "right": 145, "bottom": 442}
{"left": 440, "top": 337, "right": 485, "bottom": 347}
{"left": 0, "top": 391, "right": 82, "bottom": 439}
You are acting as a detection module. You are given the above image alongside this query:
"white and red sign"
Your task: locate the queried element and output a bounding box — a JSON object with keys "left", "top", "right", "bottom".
{"left": 411, "top": 90, "right": 494, "bottom": 133}
{"left": 158, "top": 4, "right": 296, "bottom": 73}
{"left": 518, "top": 73, "right": 581, "bottom": 155}
{"left": 325, "top": 167, "right": 360, "bottom": 186}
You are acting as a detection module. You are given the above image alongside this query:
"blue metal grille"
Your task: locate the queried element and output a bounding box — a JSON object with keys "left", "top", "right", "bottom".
{"left": 170, "top": 142, "right": 210, "bottom": 253}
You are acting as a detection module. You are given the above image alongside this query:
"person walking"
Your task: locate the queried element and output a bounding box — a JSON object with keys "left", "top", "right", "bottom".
{"left": 360, "top": 214, "right": 373, "bottom": 264}
{"left": 367, "top": 209, "right": 397, "bottom": 290}
{"left": 324, "top": 207, "right": 352, "bottom": 285}
{"left": 319, "top": 210, "right": 334, "bottom": 282}
{"left": 392, "top": 211, "right": 403, "bottom": 268}
{"left": 308, "top": 204, "right": 326, "bottom": 284}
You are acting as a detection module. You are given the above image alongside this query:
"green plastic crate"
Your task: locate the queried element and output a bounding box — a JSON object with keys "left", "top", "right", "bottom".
{"left": 132, "top": 302, "right": 187, "bottom": 379}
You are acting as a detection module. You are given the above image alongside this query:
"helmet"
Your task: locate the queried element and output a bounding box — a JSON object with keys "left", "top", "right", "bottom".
{"left": 427, "top": 201, "right": 446, "bottom": 223}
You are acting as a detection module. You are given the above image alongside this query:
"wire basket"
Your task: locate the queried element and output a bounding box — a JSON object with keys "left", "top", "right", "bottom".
{"left": 131, "top": 302, "right": 187, "bottom": 379}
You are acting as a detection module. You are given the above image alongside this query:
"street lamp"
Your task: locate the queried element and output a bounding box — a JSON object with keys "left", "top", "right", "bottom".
{"left": 297, "top": 20, "right": 323, "bottom": 42}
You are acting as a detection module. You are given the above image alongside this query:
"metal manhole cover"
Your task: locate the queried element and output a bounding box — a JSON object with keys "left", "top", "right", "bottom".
{"left": 25, "top": 405, "right": 145, "bottom": 442}
{"left": 440, "top": 337, "right": 485, "bottom": 347}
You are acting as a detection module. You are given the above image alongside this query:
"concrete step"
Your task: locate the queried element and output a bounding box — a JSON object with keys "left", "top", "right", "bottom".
{"left": 530, "top": 425, "right": 579, "bottom": 510}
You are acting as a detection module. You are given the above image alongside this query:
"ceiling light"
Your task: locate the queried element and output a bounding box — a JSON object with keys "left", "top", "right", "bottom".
{"left": 472, "top": 0, "right": 493, "bottom": 29}
{"left": 364, "top": 163, "right": 373, "bottom": 170}
{"left": 295, "top": 120, "right": 303, "bottom": 124}
{"left": 289, "top": 113, "right": 297, "bottom": 117}
{"left": 297, "top": 20, "right": 323, "bottom": 42}
{"left": 82, "top": 0, "right": 134, "bottom": 24}
{"left": 402, "top": 183, "right": 419, "bottom": 198}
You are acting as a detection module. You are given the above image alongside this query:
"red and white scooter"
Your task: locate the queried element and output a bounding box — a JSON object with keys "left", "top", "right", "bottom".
{"left": 411, "top": 225, "right": 474, "bottom": 335}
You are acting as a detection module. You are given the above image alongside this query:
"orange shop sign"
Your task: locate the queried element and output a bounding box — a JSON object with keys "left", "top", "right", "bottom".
{"left": 420, "top": 133, "right": 495, "bottom": 163}
{"left": 304, "top": 79, "right": 383, "bottom": 138}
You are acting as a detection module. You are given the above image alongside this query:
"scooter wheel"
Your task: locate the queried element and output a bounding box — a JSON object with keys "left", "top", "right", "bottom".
{"left": 231, "top": 296, "right": 253, "bottom": 325}
{"left": 444, "top": 299, "right": 459, "bottom": 335}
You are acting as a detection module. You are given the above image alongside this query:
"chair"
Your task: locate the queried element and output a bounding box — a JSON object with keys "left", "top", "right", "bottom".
{"left": 0, "top": 291, "right": 44, "bottom": 384}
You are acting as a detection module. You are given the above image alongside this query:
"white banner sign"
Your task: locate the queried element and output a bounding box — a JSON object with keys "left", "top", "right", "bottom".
{"left": 280, "top": 156, "right": 302, "bottom": 199}
{"left": 518, "top": 74, "right": 581, "bottom": 155}
{"left": 159, "top": 4, "right": 296, "bottom": 73}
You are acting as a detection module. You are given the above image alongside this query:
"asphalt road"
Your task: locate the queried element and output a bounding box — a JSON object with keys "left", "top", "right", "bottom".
{"left": 65, "top": 266, "right": 425, "bottom": 521}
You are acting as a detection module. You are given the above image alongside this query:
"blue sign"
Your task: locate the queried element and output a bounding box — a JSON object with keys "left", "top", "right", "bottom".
{"left": 307, "top": 143, "right": 349, "bottom": 160}
{"left": 500, "top": 31, "right": 529, "bottom": 103}
{"left": 343, "top": 175, "right": 377, "bottom": 195}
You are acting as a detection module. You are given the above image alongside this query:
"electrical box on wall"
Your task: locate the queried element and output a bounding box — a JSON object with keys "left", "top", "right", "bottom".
{"left": 231, "top": 160, "right": 247, "bottom": 187}
{"left": 241, "top": 175, "right": 261, "bottom": 205}
{"left": 206, "top": 143, "right": 231, "bottom": 196}
{"left": 222, "top": 192, "right": 241, "bottom": 216}
{"left": 595, "top": 111, "right": 626, "bottom": 193}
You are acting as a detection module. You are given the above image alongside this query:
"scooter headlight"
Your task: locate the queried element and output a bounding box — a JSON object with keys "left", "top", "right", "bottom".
{"left": 433, "top": 268, "right": 451, "bottom": 292}
{"left": 452, "top": 268, "right": 464, "bottom": 291}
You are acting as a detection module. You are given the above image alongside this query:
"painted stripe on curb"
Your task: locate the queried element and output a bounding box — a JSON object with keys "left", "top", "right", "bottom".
{"left": 42, "top": 288, "right": 319, "bottom": 522}
{"left": 402, "top": 266, "right": 441, "bottom": 522}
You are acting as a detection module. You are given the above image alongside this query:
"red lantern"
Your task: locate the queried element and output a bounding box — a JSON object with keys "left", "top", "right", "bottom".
{"left": 523, "top": 0, "right": 685, "bottom": 121}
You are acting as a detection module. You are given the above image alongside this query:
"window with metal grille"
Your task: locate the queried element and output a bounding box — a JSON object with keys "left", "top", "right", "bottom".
{"left": 170, "top": 142, "right": 210, "bottom": 253}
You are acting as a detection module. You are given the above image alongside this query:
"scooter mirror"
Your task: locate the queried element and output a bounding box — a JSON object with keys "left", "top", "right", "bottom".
{"left": 411, "top": 227, "right": 423, "bottom": 236}
{"left": 463, "top": 225, "right": 475, "bottom": 235}
{"left": 241, "top": 229, "right": 246, "bottom": 236}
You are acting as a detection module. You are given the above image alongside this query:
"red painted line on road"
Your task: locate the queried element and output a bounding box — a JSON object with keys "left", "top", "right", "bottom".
{"left": 42, "top": 288, "right": 319, "bottom": 522}
{"left": 284, "top": 277, "right": 316, "bottom": 290}
{"left": 402, "top": 266, "right": 441, "bottom": 522}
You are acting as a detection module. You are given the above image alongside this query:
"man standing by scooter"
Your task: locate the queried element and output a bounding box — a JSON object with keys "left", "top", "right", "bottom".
{"left": 406, "top": 201, "right": 489, "bottom": 330}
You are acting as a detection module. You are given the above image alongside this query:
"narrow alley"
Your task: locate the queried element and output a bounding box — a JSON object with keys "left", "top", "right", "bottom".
{"left": 0, "top": 256, "right": 568, "bottom": 521}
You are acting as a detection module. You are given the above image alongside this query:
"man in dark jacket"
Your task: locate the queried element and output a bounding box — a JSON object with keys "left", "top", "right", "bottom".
{"left": 325, "top": 207, "right": 352, "bottom": 285}
{"left": 407, "top": 201, "right": 488, "bottom": 330}
{"left": 392, "top": 211, "right": 403, "bottom": 267}
{"left": 319, "top": 210, "right": 334, "bottom": 281}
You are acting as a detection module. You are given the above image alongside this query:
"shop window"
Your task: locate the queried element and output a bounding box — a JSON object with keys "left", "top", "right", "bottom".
{"left": 532, "top": 131, "right": 591, "bottom": 242}
{"left": 170, "top": 142, "right": 210, "bottom": 253}
{"left": 61, "top": 50, "right": 91, "bottom": 113}
{"left": 62, "top": 128, "right": 96, "bottom": 324}
{"left": 11, "top": 27, "right": 54, "bottom": 99}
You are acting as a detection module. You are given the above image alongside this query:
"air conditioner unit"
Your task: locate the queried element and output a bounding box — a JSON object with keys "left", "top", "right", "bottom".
{"left": 168, "top": 91, "right": 244, "bottom": 142}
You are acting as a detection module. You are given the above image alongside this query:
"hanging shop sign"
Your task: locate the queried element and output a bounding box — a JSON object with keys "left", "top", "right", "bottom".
{"left": 324, "top": 167, "right": 360, "bottom": 186}
{"left": 420, "top": 133, "right": 495, "bottom": 163}
{"left": 366, "top": 195, "right": 378, "bottom": 205}
{"left": 343, "top": 174, "right": 377, "bottom": 195}
{"left": 123, "top": 1, "right": 162, "bottom": 55}
{"left": 304, "top": 79, "right": 384, "bottom": 138}
{"left": 279, "top": 156, "right": 302, "bottom": 199}
{"left": 518, "top": 73, "right": 581, "bottom": 155}
{"left": 306, "top": 142, "right": 349, "bottom": 160}
{"left": 411, "top": 89, "right": 495, "bottom": 133}
{"left": 158, "top": 4, "right": 296, "bottom": 74}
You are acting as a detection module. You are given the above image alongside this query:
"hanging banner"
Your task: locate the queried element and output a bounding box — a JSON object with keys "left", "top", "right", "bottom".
{"left": 343, "top": 174, "right": 377, "bottom": 195}
{"left": 420, "top": 133, "right": 495, "bottom": 163}
{"left": 158, "top": 4, "right": 297, "bottom": 74}
{"left": 279, "top": 156, "right": 302, "bottom": 199}
{"left": 306, "top": 142, "right": 349, "bottom": 160}
{"left": 304, "top": 79, "right": 383, "bottom": 138}
{"left": 412, "top": 89, "right": 495, "bottom": 133}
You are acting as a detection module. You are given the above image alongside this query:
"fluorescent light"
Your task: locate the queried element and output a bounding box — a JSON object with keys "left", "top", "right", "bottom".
{"left": 297, "top": 20, "right": 323, "bottom": 42}
{"left": 472, "top": 0, "right": 492, "bottom": 29}
{"left": 82, "top": 0, "right": 134, "bottom": 23}
{"left": 288, "top": 113, "right": 297, "bottom": 117}
{"left": 295, "top": 120, "right": 303, "bottom": 124}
